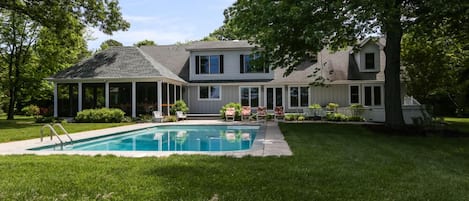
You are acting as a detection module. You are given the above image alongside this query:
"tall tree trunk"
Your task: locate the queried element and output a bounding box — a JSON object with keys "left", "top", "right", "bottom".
{"left": 7, "top": 87, "right": 16, "bottom": 120}
{"left": 383, "top": 0, "right": 405, "bottom": 128}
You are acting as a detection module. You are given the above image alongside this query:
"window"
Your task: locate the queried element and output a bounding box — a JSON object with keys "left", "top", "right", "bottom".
{"left": 363, "top": 85, "right": 382, "bottom": 106}
{"left": 109, "top": 83, "right": 132, "bottom": 115}
{"left": 365, "top": 53, "right": 375, "bottom": 69}
{"left": 349, "top": 85, "right": 360, "bottom": 104}
{"left": 82, "top": 83, "right": 105, "bottom": 109}
{"left": 195, "top": 55, "right": 223, "bottom": 74}
{"left": 266, "top": 87, "right": 283, "bottom": 110}
{"left": 240, "top": 54, "right": 269, "bottom": 73}
{"left": 240, "top": 87, "right": 260, "bottom": 107}
{"left": 199, "top": 86, "right": 221, "bottom": 100}
{"left": 289, "top": 86, "right": 309, "bottom": 107}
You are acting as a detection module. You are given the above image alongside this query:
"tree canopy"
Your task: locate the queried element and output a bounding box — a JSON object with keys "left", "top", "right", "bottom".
{"left": 99, "top": 39, "right": 123, "bottom": 51}
{"left": 134, "top": 39, "right": 156, "bottom": 47}
{"left": 223, "top": 0, "right": 467, "bottom": 127}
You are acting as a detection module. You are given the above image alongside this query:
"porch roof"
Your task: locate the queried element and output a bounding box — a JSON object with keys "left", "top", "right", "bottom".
{"left": 49, "top": 46, "right": 186, "bottom": 83}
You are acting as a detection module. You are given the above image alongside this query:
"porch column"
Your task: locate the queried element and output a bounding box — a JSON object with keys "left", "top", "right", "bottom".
{"left": 157, "top": 81, "right": 162, "bottom": 112}
{"left": 131, "top": 81, "right": 136, "bottom": 118}
{"left": 78, "top": 82, "right": 83, "bottom": 111}
{"left": 105, "top": 82, "right": 109, "bottom": 108}
{"left": 53, "top": 82, "right": 58, "bottom": 117}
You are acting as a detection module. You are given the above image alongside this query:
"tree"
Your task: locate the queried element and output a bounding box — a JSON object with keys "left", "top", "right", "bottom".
{"left": 99, "top": 39, "right": 123, "bottom": 51}
{"left": 134, "top": 39, "right": 156, "bottom": 47}
{"left": 224, "top": 0, "right": 467, "bottom": 128}
{"left": 402, "top": 26, "right": 469, "bottom": 116}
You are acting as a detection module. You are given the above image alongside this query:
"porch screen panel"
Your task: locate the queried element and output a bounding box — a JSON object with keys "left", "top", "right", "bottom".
{"left": 82, "top": 83, "right": 105, "bottom": 109}
{"left": 169, "top": 84, "right": 175, "bottom": 104}
{"left": 275, "top": 88, "right": 283, "bottom": 107}
{"left": 57, "top": 83, "right": 78, "bottom": 117}
{"left": 162, "top": 83, "right": 168, "bottom": 115}
{"left": 109, "top": 83, "right": 132, "bottom": 116}
{"left": 176, "top": 86, "right": 181, "bottom": 101}
{"left": 136, "top": 82, "right": 157, "bottom": 115}
{"left": 267, "top": 88, "right": 274, "bottom": 110}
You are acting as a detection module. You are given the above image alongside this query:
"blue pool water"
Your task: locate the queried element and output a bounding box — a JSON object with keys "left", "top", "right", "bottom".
{"left": 32, "top": 125, "right": 259, "bottom": 152}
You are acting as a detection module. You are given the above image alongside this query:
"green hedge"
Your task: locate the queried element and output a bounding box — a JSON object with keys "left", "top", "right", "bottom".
{"left": 75, "top": 108, "right": 125, "bottom": 123}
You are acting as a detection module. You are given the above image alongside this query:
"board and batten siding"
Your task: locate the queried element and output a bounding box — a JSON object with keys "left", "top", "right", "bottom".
{"left": 311, "top": 85, "right": 349, "bottom": 107}
{"left": 187, "top": 85, "right": 239, "bottom": 114}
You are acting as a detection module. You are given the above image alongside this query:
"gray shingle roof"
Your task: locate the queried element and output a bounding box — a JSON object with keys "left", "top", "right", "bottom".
{"left": 185, "top": 40, "right": 255, "bottom": 51}
{"left": 139, "top": 45, "right": 190, "bottom": 81}
{"left": 50, "top": 46, "right": 185, "bottom": 82}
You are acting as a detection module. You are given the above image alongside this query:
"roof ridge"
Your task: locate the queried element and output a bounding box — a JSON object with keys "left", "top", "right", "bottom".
{"left": 136, "top": 47, "right": 186, "bottom": 83}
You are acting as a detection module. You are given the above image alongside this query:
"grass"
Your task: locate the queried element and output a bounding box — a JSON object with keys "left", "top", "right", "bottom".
{"left": 0, "top": 122, "right": 468, "bottom": 200}
{"left": 0, "top": 115, "right": 133, "bottom": 143}
{"left": 444, "top": 117, "right": 469, "bottom": 133}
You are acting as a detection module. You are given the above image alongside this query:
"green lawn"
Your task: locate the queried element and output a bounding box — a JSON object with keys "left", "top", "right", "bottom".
{"left": 0, "top": 123, "right": 468, "bottom": 200}
{"left": 0, "top": 115, "right": 133, "bottom": 143}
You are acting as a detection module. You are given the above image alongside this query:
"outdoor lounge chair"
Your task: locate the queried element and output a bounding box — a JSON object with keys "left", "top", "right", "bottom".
{"left": 274, "top": 106, "right": 285, "bottom": 121}
{"left": 152, "top": 111, "right": 164, "bottom": 123}
{"left": 225, "top": 107, "right": 236, "bottom": 121}
{"left": 241, "top": 106, "right": 251, "bottom": 121}
{"left": 176, "top": 111, "right": 187, "bottom": 121}
{"left": 256, "top": 106, "right": 267, "bottom": 122}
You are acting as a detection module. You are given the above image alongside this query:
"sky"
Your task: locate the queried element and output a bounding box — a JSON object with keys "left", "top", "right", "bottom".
{"left": 88, "top": 0, "right": 236, "bottom": 50}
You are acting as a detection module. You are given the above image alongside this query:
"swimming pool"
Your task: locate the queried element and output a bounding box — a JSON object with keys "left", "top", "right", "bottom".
{"left": 31, "top": 125, "right": 260, "bottom": 152}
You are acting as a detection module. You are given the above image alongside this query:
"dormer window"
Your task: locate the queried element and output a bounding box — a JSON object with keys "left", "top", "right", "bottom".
{"left": 240, "top": 54, "right": 269, "bottom": 73}
{"left": 365, "top": 53, "right": 375, "bottom": 70}
{"left": 195, "top": 55, "right": 224, "bottom": 74}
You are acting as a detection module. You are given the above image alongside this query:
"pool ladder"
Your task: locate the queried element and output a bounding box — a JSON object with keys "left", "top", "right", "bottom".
{"left": 41, "top": 123, "right": 73, "bottom": 150}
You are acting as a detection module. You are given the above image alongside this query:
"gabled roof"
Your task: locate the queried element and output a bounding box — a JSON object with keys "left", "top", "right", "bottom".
{"left": 185, "top": 40, "right": 254, "bottom": 51}
{"left": 139, "top": 45, "right": 190, "bottom": 81}
{"left": 50, "top": 47, "right": 185, "bottom": 83}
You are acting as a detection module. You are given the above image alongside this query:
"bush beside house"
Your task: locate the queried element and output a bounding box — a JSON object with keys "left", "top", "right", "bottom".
{"left": 75, "top": 108, "right": 125, "bottom": 123}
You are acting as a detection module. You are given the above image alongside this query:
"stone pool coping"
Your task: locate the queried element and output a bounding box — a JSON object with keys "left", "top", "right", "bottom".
{"left": 0, "top": 120, "right": 292, "bottom": 158}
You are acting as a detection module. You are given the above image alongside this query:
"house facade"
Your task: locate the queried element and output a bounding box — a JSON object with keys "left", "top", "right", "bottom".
{"left": 48, "top": 39, "right": 423, "bottom": 123}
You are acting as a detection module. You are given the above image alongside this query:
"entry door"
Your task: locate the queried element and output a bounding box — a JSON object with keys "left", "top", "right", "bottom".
{"left": 265, "top": 87, "right": 283, "bottom": 110}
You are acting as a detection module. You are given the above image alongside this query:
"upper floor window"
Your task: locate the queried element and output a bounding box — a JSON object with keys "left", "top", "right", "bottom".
{"left": 365, "top": 53, "right": 375, "bottom": 70}
{"left": 195, "top": 55, "right": 224, "bottom": 74}
{"left": 240, "top": 54, "right": 269, "bottom": 73}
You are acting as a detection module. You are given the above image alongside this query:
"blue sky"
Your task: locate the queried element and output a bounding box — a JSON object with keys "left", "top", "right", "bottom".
{"left": 88, "top": 0, "right": 236, "bottom": 50}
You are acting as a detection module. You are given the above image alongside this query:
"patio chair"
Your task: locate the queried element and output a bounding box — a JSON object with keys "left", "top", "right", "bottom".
{"left": 176, "top": 111, "right": 187, "bottom": 121}
{"left": 152, "top": 111, "right": 164, "bottom": 123}
{"left": 256, "top": 106, "right": 267, "bottom": 123}
{"left": 241, "top": 106, "right": 251, "bottom": 121}
{"left": 225, "top": 107, "right": 236, "bottom": 121}
{"left": 274, "top": 106, "right": 285, "bottom": 121}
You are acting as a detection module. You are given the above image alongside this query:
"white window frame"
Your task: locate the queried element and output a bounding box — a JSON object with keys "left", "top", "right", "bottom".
{"left": 348, "top": 85, "right": 361, "bottom": 105}
{"left": 198, "top": 55, "right": 221, "bottom": 75}
{"left": 198, "top": 85, "right": 222, "bottom": 101}
{"left": 362, "top": 84, "right": 383, "bottom": 107}
{"left": 265, "top": 86, "right": 284, "bottom": 110}
{"left": 239, "top": 86, "right": 261, "bottom": 107}
{"left": 288, "top": 86, "right": 310, "bottom": 108}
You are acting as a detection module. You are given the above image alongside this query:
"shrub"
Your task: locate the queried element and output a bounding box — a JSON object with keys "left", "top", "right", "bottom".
{"left": 349, "top": 104, "right": 365, "bottom": 121}
{"left": 75, "top": 108, "right": 125, "bottom": 123}
{"left": 170, "top": 100, "right": 189, "bottom": 115}
{"left": 326, "top": 103, "right": 339, "bottom": 112}
{"left": 285, "top": 114, "right": 298, "bottom": 121}
{"left": 308, "top": 103, "right": 323, "bottom": 117}
{"left": 220, "top": 102, "right": 242, "bottom": 120}
{"left": 164, "top": 115, "right": 177, "bottom": 122}
{"left": 21, "top": 104, "right": 40, "bottom": 116}
{"left": 35, "top": 116, "right": 60, "bottom": 123}
{"left": 326, "top": 113, "right": 348, "bottom": 121}
{"left": 298, "top": 115, "right": 305, "bottom": 121}
{"left": 308, "top": 104, "right": 322, "bottom": 109}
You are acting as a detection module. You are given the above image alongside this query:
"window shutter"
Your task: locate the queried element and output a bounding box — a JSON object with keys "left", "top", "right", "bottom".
{"left": 219, "top": 55, "right": 224, "bottom": 74}
{"left": 240, "top": 55, "right": 244, "bottom": 73}
{"left": 195, "top": 56, "right": 200, "bottom": 74}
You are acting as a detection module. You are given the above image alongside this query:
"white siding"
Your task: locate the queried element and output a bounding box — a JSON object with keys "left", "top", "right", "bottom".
{"left": 187, "top": 85, "right": 239, "bottom": 114}
{"left": 359, "top": 43, "right": 381, "bottom": 72}
{"left": 311, "top": 85, "right": 349, "bottom": 107}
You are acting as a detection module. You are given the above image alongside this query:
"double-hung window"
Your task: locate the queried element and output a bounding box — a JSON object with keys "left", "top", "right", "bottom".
{"left": 349, "top": 85, "right": 360, "bottom": 104}
{"left": 240, "top": 54, "right": 269, "bottom": 73}
{"left": 195, "top": 55, "right": 224, "bottom": 74}
{"left": 365, "top": 53, "right": 375, "bottom": 70}
{"left": 363, "top": 85, "right": 382, "bottom": 106}
{"left": 199, "top": 86, "right": 221, "bottom": 100}
{"left": 289, "top": 86, "right": 309, "bottom": 107}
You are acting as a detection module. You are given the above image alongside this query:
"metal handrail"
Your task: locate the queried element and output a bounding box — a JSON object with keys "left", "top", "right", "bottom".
{"left": 41, "top": 124, "right": 64, "bottom": 150}
{"left": 52, "top": 123, "right": 73, "bottom": 144}
{"left": 40, "top": 123, "right": 73, "bottom": 150}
